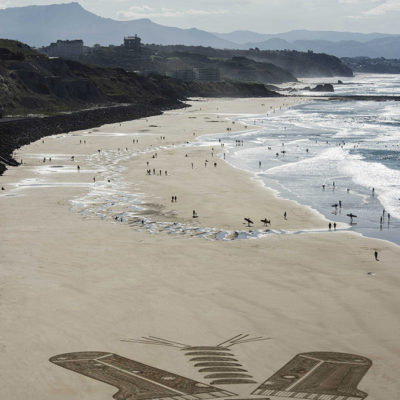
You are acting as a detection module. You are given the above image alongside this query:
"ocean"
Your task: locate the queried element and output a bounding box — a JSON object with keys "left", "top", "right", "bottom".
{"left": 209, "top": 74, "right": 400, "bottom": 244}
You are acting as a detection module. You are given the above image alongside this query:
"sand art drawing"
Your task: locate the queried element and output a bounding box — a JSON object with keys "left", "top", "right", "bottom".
{"left": 50, "top": 336, "right": 372, "bottom": 400}
{"left": 121, "top": 335, "right": 270, "bottom": 385}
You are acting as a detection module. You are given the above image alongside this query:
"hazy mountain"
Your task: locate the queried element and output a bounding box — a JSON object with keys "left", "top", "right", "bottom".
{"left": 251, "top": 38, "right": 295, "bottom": 51}
{"left": 213, "top": 30, "right": 274, "bottom": 45}
{"left": 215, "top": 29, "right": 395, "bottom": 44}
{"left": 1, "top": 3, "right": 398, "bottom": 58}
{"left": 0, "top": 2, "right": 237, "bottom": 48}
{"left": 247, "top": 37, "right": 400, "bottom": 58}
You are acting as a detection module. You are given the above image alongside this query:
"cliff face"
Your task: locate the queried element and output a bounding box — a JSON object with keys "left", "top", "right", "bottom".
{"left": 0, "top": 40, "right": 106, "bottom": 114}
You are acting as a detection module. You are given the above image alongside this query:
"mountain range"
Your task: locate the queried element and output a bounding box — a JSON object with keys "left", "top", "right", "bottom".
{"left": 0, "top": 2, "right": 399, "bottom": 59}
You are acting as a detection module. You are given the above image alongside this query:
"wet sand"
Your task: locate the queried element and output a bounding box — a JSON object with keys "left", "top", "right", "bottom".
{"left": 1, "top": 97, "right": 400, "bottom": 399}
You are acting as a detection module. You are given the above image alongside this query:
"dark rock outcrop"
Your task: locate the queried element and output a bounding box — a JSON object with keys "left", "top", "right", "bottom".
{"left": 310, "top": 83, "right": 334, "bottom": 92}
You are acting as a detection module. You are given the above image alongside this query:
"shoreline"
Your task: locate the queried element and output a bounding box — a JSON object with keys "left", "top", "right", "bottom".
{"left": 1, "top": 97, "right": 400, "bottom": 400}
{"left": 198, "top": 107, "right": 347, "bottom": 232}
{"left": 0, "top": 100, "right": 185, "bottom": 175}
{"left": 217, "top": 97, "right": 400, "bottom": 246}
{"left": 2, "top": 96, "right": 398, "bottom": 244}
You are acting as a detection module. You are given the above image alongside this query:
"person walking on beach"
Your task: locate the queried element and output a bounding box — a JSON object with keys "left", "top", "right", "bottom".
{"left": 77, "top": 165, "right": 80, "bottom": 171}
{"left": 374, "top": 251, "right": 379, "bottom": 261}
{"left": 284, "top": 211, "right": 287, "bottom": 220}
{"left": 329, "top": 223, "right": 332, "bottom": 230}
{"left": 334, "top": 222, "right": 337, "bottom": 230}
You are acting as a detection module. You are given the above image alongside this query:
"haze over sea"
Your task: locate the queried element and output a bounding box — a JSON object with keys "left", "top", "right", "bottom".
{"left": 208, "top": 74, "right": 400, "bottom": 244}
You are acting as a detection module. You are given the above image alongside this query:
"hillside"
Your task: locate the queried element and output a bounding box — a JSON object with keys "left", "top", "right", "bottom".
{"left": 0, "top": 39, "right": 279, "bottom": 117}
{"left": 215, "top": 30, "right": 395, "bottom": 45}
{"left": 248, "top": 49, "right": 353, "bottom": 77}
{"left": 80, "top": 45, "right": 297, "bottom": 84}
{"left": 245, "top": 36, "right": 400, "bottom": 59}
{"left": 0, "top": 2, "right": 236, "bottom": 48}
{"left": 141, "top": 45, "right": 353, "bottom": 78}
{"left": 342, "top": 57, "right": 400, "bottom": 74}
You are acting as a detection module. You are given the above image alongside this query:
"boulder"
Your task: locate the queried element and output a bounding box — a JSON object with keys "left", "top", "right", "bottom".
{"left": 310, "top": 83, "right": 334, "bottom": 92}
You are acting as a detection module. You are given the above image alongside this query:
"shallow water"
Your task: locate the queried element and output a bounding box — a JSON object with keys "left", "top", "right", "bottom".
{"left": 206, "top": 74, "right": 400, "bottom": 245}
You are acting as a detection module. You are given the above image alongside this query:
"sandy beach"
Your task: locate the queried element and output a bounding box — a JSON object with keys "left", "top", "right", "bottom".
{"left": 1, "top": 97, "right": 400, "bottom": 400}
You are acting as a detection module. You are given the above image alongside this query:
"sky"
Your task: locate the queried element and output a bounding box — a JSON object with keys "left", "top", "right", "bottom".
{"left": 1, "top": 0, "right": 400, "bottom": 34}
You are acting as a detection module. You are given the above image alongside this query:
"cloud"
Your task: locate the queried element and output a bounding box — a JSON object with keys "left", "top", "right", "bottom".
{"left": 117, "top": 6, "right": 227, "bottom": 19}
{"left": 0, "top": 0, "right": 11, "bottom": 9}
{"left": 338, "top": 0, "right": 379, "bottom": 4}
{"left": 364, "top": 0, "right": 400, "bottom": 16}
